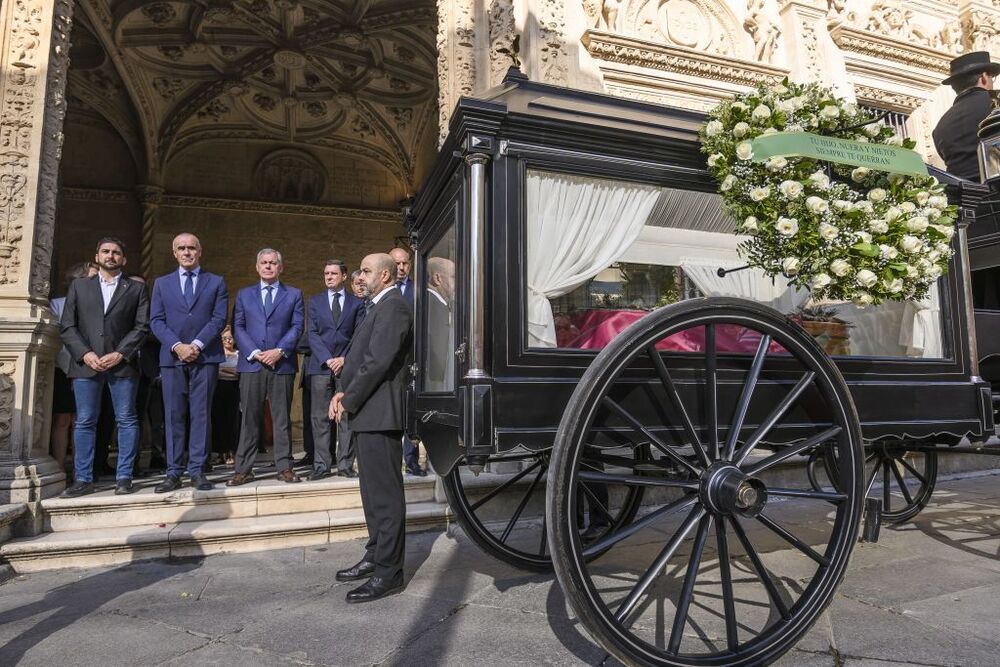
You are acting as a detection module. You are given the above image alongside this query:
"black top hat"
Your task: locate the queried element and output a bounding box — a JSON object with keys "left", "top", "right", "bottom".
{"left": 943, "top": 51, "right": 1000, "bottom": 85}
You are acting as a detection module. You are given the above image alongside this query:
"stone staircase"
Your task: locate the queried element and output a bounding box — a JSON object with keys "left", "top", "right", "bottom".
{"left": 0, "top": 470, "right": 451, "bottom": 573}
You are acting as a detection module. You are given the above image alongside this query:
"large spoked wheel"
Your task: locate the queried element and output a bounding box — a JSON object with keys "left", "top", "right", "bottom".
{"left": 443, "top": 446, "right": 649, "bottom": 571}
{"left": 548, "top": 298, "right": 864, "bottom": 666}
{"left": 813, "top": 443, "right": 937, "bottom": 524}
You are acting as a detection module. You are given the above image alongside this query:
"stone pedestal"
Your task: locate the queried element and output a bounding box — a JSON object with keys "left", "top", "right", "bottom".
{"left": 0, "top": 0, "right": 76, "bottom": 505}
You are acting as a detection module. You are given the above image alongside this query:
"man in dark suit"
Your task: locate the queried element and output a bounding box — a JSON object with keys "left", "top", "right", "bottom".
{"left": 388, "top": 246, "right": 422, "bottom": 476}
{"left": 933, "top": 51, "right": 1000, "bottom": 181}
{"left": 424, "top": 257, "right": 455, "bottom": 391}
{"left": 150, "top": 233, "right": 229, "bottom": 492}
{"left": 305, "top": 259, "right": 363, "bottom": 480}
{"left": 228, "top": 248, "right": 305, "bottom": 485}
{"left": 331, "top": 253, "right": 413, "bottom": 603}
{"left": 60, "top": 237, "right": 149, "bottom": 497}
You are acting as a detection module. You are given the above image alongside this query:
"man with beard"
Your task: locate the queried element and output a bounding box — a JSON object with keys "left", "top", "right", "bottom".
{"left": 60, "top": 238, "right": 149, "bottom": 496}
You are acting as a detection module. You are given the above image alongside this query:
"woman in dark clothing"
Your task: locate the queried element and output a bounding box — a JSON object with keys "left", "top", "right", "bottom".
{"left": 211, "top": 326, "right": 241, "bottom": 465}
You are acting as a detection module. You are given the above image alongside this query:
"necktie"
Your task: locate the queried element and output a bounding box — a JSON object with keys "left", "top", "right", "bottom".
{"left": 183, "top": 271, "right": 194, "bottom": 307}
{"left": 264, "top": 285, "right": 274, "bottom": 316}
{"left": 331, "top": 291, "right": 341, "bottom": 324}
{"left": 364, "top": 298, "right": 373, "bottom": 316}
{"left": 397, "top": 279, "right": 405, "bottom": 295}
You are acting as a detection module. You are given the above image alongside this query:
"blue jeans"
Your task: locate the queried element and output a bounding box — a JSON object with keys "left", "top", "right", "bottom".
{"left": 72, "top": 375, "right": 140, "bottom": 482}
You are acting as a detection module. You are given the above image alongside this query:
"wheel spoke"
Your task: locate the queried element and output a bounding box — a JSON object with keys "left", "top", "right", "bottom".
{"left": 499, "top": 463, "right": 546, "bottom": 544}
{"left": 668, "top": 514, "right": 713, "bottom": 654}
{"left": 578, "top": 469, "right": 699, "bottom": 491}
{"left": 583, "top": 452, "right": 678, "bottom": 474}
{"left": 865, "top": 456, "right": 881, "bottom": 496}
{"left": 614, "top": 505, "right": 705, "bottom": 623}
{"left": 882, "top": 460, "right": 891, "bottom": 513}
{"left": 578, "top": 479, "right": 617, "bottom": 527}
{"left": 889, "top": 459, "right": 915, "bottom": 506}
{"left": 716, "top": 519, "right": 739, "bottom": 653}
{"left": 602, "top": 396, "right": 702, "bottom": 476}
{"left": 469, "top": 458, "right": 542, "bottom": 511}
{"left": 897, "top": 456, "right": 928, "bottom": 485}
{"left": 756, "top": 513, "right": 829, "bottom": 566}
{"left": 647, "top": 345, "right": 711, "bottom": 467}
{"left": 729, "top": 516, "right": 790, "bottom": 620}
{"left": 733, "top": 372, "right": 817, "bottom": 466}
{"left": 706, "top": 324, "right": 719, "bottom": 461}
{"left": 768, "top": 487, "right": 846, "bottom": 503}
{"left": 744, "top": 426, "right": 842, "bottom": 476}
{"left": 723, "top": 334, "right": 771, "bottom": 461}
{"left": 584, "top": 494, "right": 698, "bottom": 558}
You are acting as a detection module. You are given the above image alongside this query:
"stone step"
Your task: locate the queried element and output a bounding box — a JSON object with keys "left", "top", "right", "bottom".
{"left": 1, "top": 501, "right": 452, "bottom": 573}
{"left": 40, "top": 473, "right": 439, "bottom": 532}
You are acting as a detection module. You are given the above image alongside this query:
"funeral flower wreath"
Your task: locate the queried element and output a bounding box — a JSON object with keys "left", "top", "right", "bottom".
{"left": 700, "top": 80, "right": 959, "bottom": 306}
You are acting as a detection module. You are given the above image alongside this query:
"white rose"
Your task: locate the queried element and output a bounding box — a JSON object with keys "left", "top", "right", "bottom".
{"left": 733, "top": 121, "right": 751, "bottom": 138}
{"left": 900, "top": 235, "right": 923, "bottom": 253}
{"left": 927, "top": 249, "right": 942, "bottom": 262}
{"left": 869, "top": 219, "right": 889, "bottom": 233}
{"left": 742, "top": 216, "right": 759, "bottom": 233}
{"left": 819, "top": 104, "right": 839, "bottom": 120}
{"left": 868, "top": 188, "right": 887, "bottom": 203}
{"left": 935, "top": 241, "right": 951, "bottom": 254}
{"left": 732, "top": 102, "right": 749, "bottom": 112}
{"left": 900, "top": 201, "right": 916, "bottom": 214}
{"left": 928, "top": 195, "right": 948, "bottom": 210}
{"left": 884, "top": 278, "right": 904, "bottom": 293}
{"left": 752, "top": 104, "right": 772, "bottom": 122}
{"left": 807, "top": 196, "right": 829, "bottom": 214}
{"left": 781, "top": 257, "right": 801, "bottom": 275}
{"left": 771, "top": 83, "right": 789, "bottom": 94}
{"left": 930, "top": 224, "right": 955, "bottom": 240}
{"left": 905, "top": 264, "right": 919, "bottom": 279}
{"left": 819, "top": 222, "right": 839, "bottom": 240}
{"left": 880, "top": 244, "right": 899, "bottom": 260}
{"left": 884, "top": 206, "right": 902, "bottom": 221}
{"left": 776, "top": 99, "right": 795, "bottom": 114}
{"left": 749, "top": 186, "right": 770, "bottom": 201}
{"left": 905, "top": 216, "right": 929, "bottom": 233}
{"left": 856, "top": 269, "right": 878, "bottom": 288}
{"left": 863, "top": 123, "right": 882, "bottom": 137}
{"left": 926, "top": 208, "right": 941, "bottom": 220}
{"left": 916, "top": 191, "right": 930, "bottom": 205}
{"left": 830, "top": 259, "right": 852, "bottom": 277}
{"left": 832, "top": 199, "right": 852, "bottom": 211}
{"left": 762, "top": 127, "right": 779, "bottom": 135}
{"left": 776, "top": 216, "right": 799, "bottom": 237}
{"left": 809, "top": 171, "right": 831, "bottom": 190}
{"left": 854, "top": 231, "right": 873, "bottom": 244}
{"left": 855, "top": 136, "right": 870, "bottom": 143}
{"left": 886, "top": 135, "right": 904, "bottom": 146}
{"left": 853, "top": 200, "right": 874, "bottom": 214}
{"left": 810, "top": 273, "right": 832, "bottom": 290}
{"left": 786, "top": 124, "right": 805, "bottom": 133}
{"left": 707, "top": 153, "right": 724, "bottom": 167}
{"left": 851, "top": 167, "right": 870, "bottom": 182}
{"left": 766, "top": 155, "right": 788, "bottom": 171}
{"left": 925, "top": 265, "right": 943, "bottom": 280}
{"left": 736, "top": 141, "right": 754, "bottom": 160}
{"left": 855, "top": 292, "right": 874, "bottom": 307}
{"left": 779, "top": 180, "right": 804, "bottom": 199}
{"left": 917, "top": 258, "right": 932, "bottom": 272}
{"left": 888, "top": 173, "right": 906, "bottom": 185}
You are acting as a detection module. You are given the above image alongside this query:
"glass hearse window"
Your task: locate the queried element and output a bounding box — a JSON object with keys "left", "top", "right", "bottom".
{"left": 423, "top": 225, "right": 457, "bottom": 392}
{"left": 526, "top": 169, "right": 945, "bottom": 358}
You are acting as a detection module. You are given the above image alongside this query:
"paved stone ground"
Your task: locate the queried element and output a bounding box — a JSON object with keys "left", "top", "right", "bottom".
{"left": 5, "top": 471, "right": 1000, "bottom": 666}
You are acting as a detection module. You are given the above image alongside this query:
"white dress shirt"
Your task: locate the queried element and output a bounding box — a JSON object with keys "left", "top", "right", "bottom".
{"left": 249, "top": 281, "right": 283, "bottom": 361}
{"left": 99, "top": 272, "right": 122, "bottom": 313}
{"left": 328, "top": 289, "right": 344, "bottom": 313}
{"left": 171, "top": 265, "right": 205, "bottom": 353}
{"left": 370, "top": 284, "right": 396, "bottom": 306}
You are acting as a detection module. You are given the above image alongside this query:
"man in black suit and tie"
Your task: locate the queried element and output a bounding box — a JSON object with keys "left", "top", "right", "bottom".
{"left": 60, "top": 238, "right": 149, "bottom": 497}
{"left": 149, "top": 233, "right": 229, "bottom": 492}
{"left": 305, "top": 260, "right": 363, "bottom": 480}
{"left": 388, "top": 246, "right": 422, "bottom": 477}
{"left": 331, "top": 253, "right": 413, "bottom": 603}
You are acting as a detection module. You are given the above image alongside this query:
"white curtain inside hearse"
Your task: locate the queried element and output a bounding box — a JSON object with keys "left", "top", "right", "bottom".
{"left": 524, "top": 169, "right": 944, "bottom": 358}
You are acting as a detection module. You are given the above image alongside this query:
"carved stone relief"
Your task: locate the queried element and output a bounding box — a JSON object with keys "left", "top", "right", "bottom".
{"left": 253, "top": 149, "right": 327, "bottom": 204}
{"left": 621, "top": 0, "right": 750, "bottom": 59}
{"left": 744, "top": 0, "right": 781, "bottom": 62}
{"left": 31, "top": 359, "right": 50, "bottom": 450}
{"left": 0, "top": 360, "right": 15, "bottom": 454}
{"left": 962, "top": 9, "right": 1000, "bottom": 54}
{"left": 537, "top": 0, "right": 569, "bottom": 84}
{"left": 487, "top": 0, "right": 516, "bottom": 87}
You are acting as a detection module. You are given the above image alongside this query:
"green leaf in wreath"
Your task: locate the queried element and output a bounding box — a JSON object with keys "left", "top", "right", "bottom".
{"left": 889, "top": 262, "right": 908, "bottom": 272}
{"left": 852, "top": 243, "right": 879, "bottom": 257}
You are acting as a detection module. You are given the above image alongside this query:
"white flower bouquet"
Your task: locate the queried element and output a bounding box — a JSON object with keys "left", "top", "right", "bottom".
{"left": 700, "top": 79, "right": 959, "bottom": 305}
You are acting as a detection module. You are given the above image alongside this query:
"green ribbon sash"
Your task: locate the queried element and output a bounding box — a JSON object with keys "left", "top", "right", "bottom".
{"left": 750, "top": 132, "right": 928, "bottom": 177}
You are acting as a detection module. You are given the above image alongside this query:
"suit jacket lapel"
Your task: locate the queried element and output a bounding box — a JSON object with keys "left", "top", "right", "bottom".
{"left": 266, "top": 283, "right": 286, "bottom": 319}
{"left": 104, "top": 278, "right": 129, "bottom": 316}
{"left": 189, "top": 271, "right": 208, "bottom": 310}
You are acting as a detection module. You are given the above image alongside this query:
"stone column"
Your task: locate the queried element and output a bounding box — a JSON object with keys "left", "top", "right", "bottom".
{"left": 779, "top": 0, "right": 833, "bottom": 87}
{"left": 136, "top": 185, "right": 163, "bottom": 282}
{"left": 0, "top": 0, "right": 76, "bottom": 504}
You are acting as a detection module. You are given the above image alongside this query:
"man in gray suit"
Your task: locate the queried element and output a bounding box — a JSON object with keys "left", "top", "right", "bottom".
{"left": 330, "top": 253, "right": 413, "bottom": 603}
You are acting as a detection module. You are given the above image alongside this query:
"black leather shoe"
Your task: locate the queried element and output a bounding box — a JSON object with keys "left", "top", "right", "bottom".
{"left": 61, "top": 481, "right": 95, "bottom": 498}
{"left": 190, "top": 474, "right": 214, "bottom": 491}
{"left": 308, "top": 468, "right": 330, "bottom": 481}
{"left": 154, "top": 475, "right": 182, "bottom": 494}
{"left": 345, "top": 576, "right": 404, "bottom": 604}
{"left": 296, "top": 456, "right": 314, "bottom": 468}
{"left": 406, "top": 467, "right": 428, "bottom": 477}
{"left": 114, "top": 479, "right": 135, "bottom": 495}
{"left": 336, "top": 559, "right": 377, "bottom": 582}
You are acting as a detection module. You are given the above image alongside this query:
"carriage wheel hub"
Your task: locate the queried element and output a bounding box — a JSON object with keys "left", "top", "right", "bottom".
{"left": 700, "top": 463, "right": 768, "bottom": 517}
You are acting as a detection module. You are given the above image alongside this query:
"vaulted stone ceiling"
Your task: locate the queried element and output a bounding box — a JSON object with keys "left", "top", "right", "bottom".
{"left": 71, "top": 0, "right": 438, "bottom": 194}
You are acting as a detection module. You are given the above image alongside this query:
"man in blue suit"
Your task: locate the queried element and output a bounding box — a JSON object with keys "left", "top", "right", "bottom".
{"left": 305, "top": 259, "right": 364, "bottom": 480}
{"left": 228, "top": 248, "right": 305, "bottom": 485}
{"left": 150, "top": 233, "right": 229, "bottom": 492}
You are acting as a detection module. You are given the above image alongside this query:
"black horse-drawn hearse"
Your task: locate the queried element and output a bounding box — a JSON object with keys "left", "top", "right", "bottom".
{"left": 405, "top": 68, "right": 1000, "bottom": 666}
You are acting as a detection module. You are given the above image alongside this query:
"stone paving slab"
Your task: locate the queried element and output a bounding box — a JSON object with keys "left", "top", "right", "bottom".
{"left": 4, "top": 472, "right": 1000, "bottom": 665}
